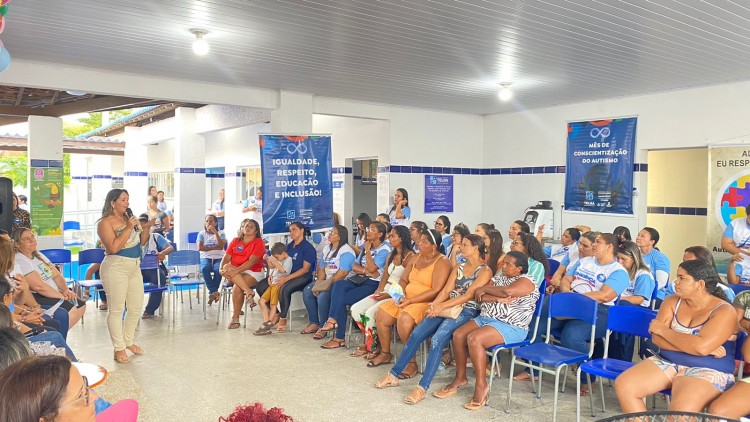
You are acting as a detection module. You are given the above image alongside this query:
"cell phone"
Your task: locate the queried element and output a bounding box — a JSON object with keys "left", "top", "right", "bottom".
{"left": 24, "top": 326, "right": 45, "bottom": 338}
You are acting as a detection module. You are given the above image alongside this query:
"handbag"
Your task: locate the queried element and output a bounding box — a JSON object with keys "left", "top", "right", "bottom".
{"left": 311, "top": 278, "right": 334, "bottom": 293}
{"left": 349, "top": 274, "right": 370, "bottom": 285}
{"left": 437, "top": 304, "right": 464, "bottom": 319}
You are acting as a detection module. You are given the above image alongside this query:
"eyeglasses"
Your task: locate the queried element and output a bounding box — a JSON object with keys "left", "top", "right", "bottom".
{"left": 60, "top": 376, "right": 89, "bottom": 409}
{"left": 434, "top": 222, "right": 444, "bottom": 227}
{"left": 19, "top": 236, "right": 36, "bottom": 243}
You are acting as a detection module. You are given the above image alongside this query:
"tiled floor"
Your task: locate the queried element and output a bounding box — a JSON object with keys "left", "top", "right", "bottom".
{"left": 68, "top": 297, "right": 660, "bottom": 422}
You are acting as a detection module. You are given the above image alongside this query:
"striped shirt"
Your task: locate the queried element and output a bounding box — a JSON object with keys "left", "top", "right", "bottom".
{"left": 479, "top": 274, "right": 540, "bottom": 330}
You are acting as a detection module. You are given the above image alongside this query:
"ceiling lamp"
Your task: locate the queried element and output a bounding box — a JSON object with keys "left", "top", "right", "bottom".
{"left": 190, "top": 29, "right": 210, "bottom": 56}
{"left": 498, "top": 82, "right": 513, "bottom": 102}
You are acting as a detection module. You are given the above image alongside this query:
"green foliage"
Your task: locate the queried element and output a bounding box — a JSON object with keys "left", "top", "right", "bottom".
{"left": 0, "top": 154, "right": 28, "bottom": 187}
{"left": 63, "top": 110, "right": 133, "bottom": 138}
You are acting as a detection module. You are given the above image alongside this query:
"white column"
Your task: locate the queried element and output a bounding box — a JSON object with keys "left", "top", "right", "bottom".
{"left": 123, "top": 126, "right": 149, "bottom": 212}
{"left": 173, "top": 107, "right": 206, "bottom": 250}
{"left": 27, "top": 116, "right": 64, "bottom": 249}
{"left": 67, "top": 154, "right": 89, "bottom": 212}
{"left": 223, "top": 167, "right": 243, "bottom": 235}
{"left": 90, "top": 156, "right": 113, "bottom": 211}
{"left": 270, "top": 91, "right": 313, "bottom": 133}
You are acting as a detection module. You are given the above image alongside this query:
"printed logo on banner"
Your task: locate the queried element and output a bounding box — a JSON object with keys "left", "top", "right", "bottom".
{"left": 424, "top": 175, "right": 454, "bottom": 213}
{"left": 564, "top": 118, "right": 637, "bottom": 214}
{"left": 259, "top": 134, "right": 334, "bottom": 235}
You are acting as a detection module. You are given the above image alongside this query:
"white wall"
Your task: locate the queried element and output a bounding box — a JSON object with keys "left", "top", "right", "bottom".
{"left": 146, "top": 139, "right": 175, "bottom": 173}
{"left": 481, "top": 80, "right": 750, "bottom": 236}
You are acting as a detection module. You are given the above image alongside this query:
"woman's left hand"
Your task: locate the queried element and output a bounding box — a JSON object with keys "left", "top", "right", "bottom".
{"left": 62, "top": 289, "right": 77, "bottom": 301}
{"left": 398, "top": 299, "right": 412, "bottom": 308}
{"left": 427, "top": 302, "right": 443, "bottom": 318}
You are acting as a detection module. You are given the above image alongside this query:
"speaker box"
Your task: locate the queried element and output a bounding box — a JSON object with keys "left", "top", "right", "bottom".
{"left": 0, "top": 177, "right": 14, "bottom": 234}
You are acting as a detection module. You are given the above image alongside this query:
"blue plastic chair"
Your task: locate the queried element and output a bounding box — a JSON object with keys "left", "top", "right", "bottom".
{"left": 575, "top": 305, "right": 657, "bottom": 421}
{"left": 486, "top": 280, "right": 547, "bottom": 397}
{"left": 506, "top": 292, "right": 599, "bottom": 422}
{"left": 63, "top": 221, "right": 81, "bottom": 231}
{"left": 141, "top": 254, "right": 169, "bottom": 317}
{"left": 167, "top": 250, "right": 206, "bottom": 322}
{"left": 730, "top": 284, "right": 750, "bottom": 296}
{"left": 75, "top": 249, "right": 106, "bottom": 305}
{"left": 40, "top": 248, "right": 75, "bottom": 285}
{"left": 187, "top": 232, "right": 199, "bottom": 250}
{"left": 547, "top": 259, "right": 561, "bottom": 278}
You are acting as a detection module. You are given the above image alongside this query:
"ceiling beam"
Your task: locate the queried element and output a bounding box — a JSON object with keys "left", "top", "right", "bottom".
{"left": 0, "top": 96, "right": 155, "bottom": 118}
{"left": 14, "top": 87, "right": 25, "bottom": 106}
{"left": 49, "top": 90, "right": 60, "bottom": 106}
{"left": 0, "top": 116, "right": 27, "bottom": 126}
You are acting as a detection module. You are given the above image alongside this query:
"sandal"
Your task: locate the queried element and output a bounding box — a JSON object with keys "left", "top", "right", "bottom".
{"left": 367, "top": 352, "right": 393, "bottom": 367}
{"left": 580, "top": 384, "right": 590, "bottom": 397}
{"left": 321, "top": 338, "right": 346, "bottom": 349}
{"left": 320, "top": 319, "right": 338, "bottom": 332}
{"left": 364, "top": 351, "right": 380, "bottom": 360}
{"left": 208, "top": 292, "right": 220, "bottom": 305}
{"left": 245, "top": 293, "right": 257, "bottom": 309}
{"left": 350, "top": 346, "right": 368, "bottom": 357}
{"left": 312, "top": 329, "right": 327, "bottom": 340}
{"left": 114, "top": 350, "right": 129, "bottom": 364}
{"left": 300, "top": 323, "right": 319, "bottom": 335}
{"left": 126, "top": 344, "right": 144, "bottom": 355}
{"left": 99, "top": 303, "right": 108, "bottom": 311}
{"left": 253, "top": 326, "right": 272, "bottom": 336}
{"left": 374, "top": 373, "right": 400, "bottom": 389}
{"left": 404, "top": 387, "right": 426, "bottom": 405}
{"left": 463, "top": 396, "right": 488, "bottom": 411}
{"left": 398, "top": 362, "right": 419, "bottom": 379}
{"left": 228, "top": 319, "right": 241, "bottom": 330}
{"left": 433, "top": 381, "right": 468, "bottom": 399}
{"left": 276, "top": 319, "right": 287, "bottom": 332}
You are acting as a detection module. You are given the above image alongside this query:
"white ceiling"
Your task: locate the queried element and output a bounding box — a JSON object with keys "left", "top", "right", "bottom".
{"left": 5, "top": 0, "right": 750, "bottom": 114}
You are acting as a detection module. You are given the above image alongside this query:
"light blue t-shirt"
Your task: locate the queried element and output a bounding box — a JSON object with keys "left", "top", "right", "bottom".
{"left": 441, "top": 234, "right": 452, "bottom": 252}
{"left": 567, "top": 257, "right": 630, "bottom": 306}
{"left": 642, "top": 249, "right": 671, "bottom": 300}
{"left": 621, "top": 268, "right": 656, "bottom": 308}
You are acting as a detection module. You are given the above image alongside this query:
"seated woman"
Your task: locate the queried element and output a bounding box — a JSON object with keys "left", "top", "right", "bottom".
{"left": 538, "top": 227, "right": 581, "bottom": 264}
{"left": 219, "top": 219, "right": 265, "bottom": 330}
{"left": 374, "top": 234, "right": 491, "bottom": 404}
{"left": 615, "top": 260, "right": 738, "bottom": 414}
{"left": 385, "top": 188, "right": 411, "bottom": 227}
{"left": 547, "top": 231, "right": 600, "bottom": 294}
{"left": 636, "top": 227, "right": 671, "bottom": 301}
{"left": 367, "top": 229, "right": 451, "bottom": 378}
{"left": 444, "top": 251, "right": 540, "bottom": 410}
{"left": 12, "top": 228, "right": 86, "bottom": 331}
{"left": 435, "top": 215, "right": 452, "bottom": 252}
{"left": 446, "top": 223, "right": 470, "bottom": 266}
{"left": 522, "top": 233, "right": 628, "bottom": 390}
{"left": 197, "top": 214, "right": 226, "bottom": 305}
{"left": 617, "top": 240, "right": 656, "bottom": 308}
{"left": 349, "top": 225, "right": 414, "bottom": 358}
{"left": 0, "top": 355, "right": 98, "bottom": 421}
{"left": 302, "top": 225, "right": 356, "bottom": 339}
{"left": 319, "top": 221, "right": 391, "bottom": 349}
{"left": 503, "top": 220, "right": 530, "bottom": 253}
{"left": 409, "top": 221, "right": 428, "bottom": 253}
{"left": 352, "top": 213, "right": 372, "bottom": 257}
{"left": 709, "top": 301, "right": 750, "bottom": 418}
{"left": 510, "top": 232, "right": 549, "bottom": 286}
{"left": 483, "top": 228, "right": 505, "bottom": 274}
{"left": 613, "top": 226, "right": 632, "bottom": 243}
{"left": 0, "top": 237, "right": 65, "bottom": 336}
{"left": 1, "top": 281, "right": 77, "bottom": 360}
{"left": 662, "top": 246, "right": 736, "bottom": 302}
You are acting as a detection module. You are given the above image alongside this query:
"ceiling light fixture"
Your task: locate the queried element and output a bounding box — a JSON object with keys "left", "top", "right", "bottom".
{"left": 190, "top": 29, "right": 210, "bottom": 56}
{"left": 498, "top": 82, "right": 513, "bottom": 102}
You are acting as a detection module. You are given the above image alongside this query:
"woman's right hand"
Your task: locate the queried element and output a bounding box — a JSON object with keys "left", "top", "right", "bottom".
{"left": 710, "top": 345, "right": 727, "bottom": 358}
{"left": 127, "top": 215, "right": 140, "bottom": 230}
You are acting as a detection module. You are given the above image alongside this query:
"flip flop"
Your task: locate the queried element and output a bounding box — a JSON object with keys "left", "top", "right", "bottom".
{"left": 300, "top": 323, "right": 319, "bottom": 335}
{"left": 228, "top": 320, "right": 241, "bottom": 330}
{"left": 320, "top": 339, "right": 346, "bottom": 349}
{"left": 463, "top": 396, "right": 488, "bottom": 411}
{"left": 350, "top": 347, "right": 368, "bottom": 357}
{"left": 433, "top": 381, "right": 468, "bottom": 399}
{"left": 367, "top": 352, "right": 392, "bottom": 367}
{"left": 253, "top": 327, "right": 272, "bottom": 336}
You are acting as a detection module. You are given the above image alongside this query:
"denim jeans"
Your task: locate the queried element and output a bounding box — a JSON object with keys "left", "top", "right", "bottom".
{"left": 142, "top": 269, "right": 166, "bottom": 315}
{"left": 328, "top": 278, "right": 379, "bottom": 339}
{"left": 302, "top": 282, "right": 331, "bottom": 326}
{"left": 30, "top": 331, "right": 78, "bottom": 361}
{"left": 40, "top": 307, "right": 69, "bottom": 340}
{"left": 200, "top": 258, "right": 223, "bottom": 294}
{"left": 390, "top": 307, "right": 480, "bottom": 391}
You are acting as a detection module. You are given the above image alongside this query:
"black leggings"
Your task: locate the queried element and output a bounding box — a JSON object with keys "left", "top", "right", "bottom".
{"left": 255, "top": 274, "right": 313, "bottom": 318}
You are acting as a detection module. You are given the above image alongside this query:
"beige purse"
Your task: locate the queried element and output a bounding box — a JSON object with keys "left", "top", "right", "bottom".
{"left": 311, "top": 278, "right": 334, "bottom": 293}
{"left": 437, "top": 304, "right": 464, "bottom": 319}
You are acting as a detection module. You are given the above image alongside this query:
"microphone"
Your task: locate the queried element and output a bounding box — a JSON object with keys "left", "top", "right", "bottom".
{"left": 126, "top": 208, "right": 139, "bottom": 232}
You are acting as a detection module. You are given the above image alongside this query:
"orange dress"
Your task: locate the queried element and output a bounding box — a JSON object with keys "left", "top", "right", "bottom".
{"left": 379, "top": 255, "right": 438, "bottom": 324}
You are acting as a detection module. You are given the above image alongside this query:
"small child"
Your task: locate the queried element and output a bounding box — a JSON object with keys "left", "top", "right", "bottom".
{"left": 254, "top": 243, "right": 292, "bottom": 335}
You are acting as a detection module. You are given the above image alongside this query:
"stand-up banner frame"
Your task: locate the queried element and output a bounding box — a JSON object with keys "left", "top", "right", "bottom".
{"left": 259, "top": 134, "right": 334, "bottom": 235}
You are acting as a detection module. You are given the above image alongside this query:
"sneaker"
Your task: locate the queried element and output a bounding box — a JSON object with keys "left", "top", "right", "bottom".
{"left": 142, "top": 312, "right": 155, "bottom": 319}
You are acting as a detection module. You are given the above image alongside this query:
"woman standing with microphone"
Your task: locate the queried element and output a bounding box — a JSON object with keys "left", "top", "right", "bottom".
{"left": 97, "top": 189, "right": 151, "bottom": 364}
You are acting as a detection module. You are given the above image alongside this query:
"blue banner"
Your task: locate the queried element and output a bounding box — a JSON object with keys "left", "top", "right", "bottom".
{"left": 424, "top": 175, "right": 454, "bottom": 213}
{"left": 564, "top": 118, "right": 637, "bottom": 214}
{"left": 260, "top": 134, "right": 334, "bottom": 235}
